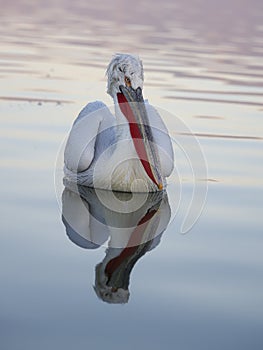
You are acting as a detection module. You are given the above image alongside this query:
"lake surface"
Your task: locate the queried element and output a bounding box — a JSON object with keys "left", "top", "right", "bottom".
{"left": 1, "top": 1, "right": 263, "bottom": 349}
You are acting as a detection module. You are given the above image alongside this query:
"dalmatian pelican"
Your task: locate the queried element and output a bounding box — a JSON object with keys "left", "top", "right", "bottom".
{"left": 64, "top": 53, "right": 174, "bottom": 192}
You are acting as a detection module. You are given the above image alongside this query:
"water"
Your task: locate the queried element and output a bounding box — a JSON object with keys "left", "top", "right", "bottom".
{"left": 1, "top": 0, "right": 263, "bottom": 349}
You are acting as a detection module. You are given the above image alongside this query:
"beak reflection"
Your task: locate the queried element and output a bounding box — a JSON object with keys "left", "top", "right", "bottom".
{"left": 62, "top": 181, "right": 171, "bottom": 304}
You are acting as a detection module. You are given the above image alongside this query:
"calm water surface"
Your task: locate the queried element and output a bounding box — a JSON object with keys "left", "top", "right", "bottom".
{"left": 0, "top": 1, "right": 263, "bottom": 349}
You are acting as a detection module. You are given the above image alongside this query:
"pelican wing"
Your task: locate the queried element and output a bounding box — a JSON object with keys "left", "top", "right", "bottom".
{"left": 64, "top": 101, "right": 116, "bottom": 173}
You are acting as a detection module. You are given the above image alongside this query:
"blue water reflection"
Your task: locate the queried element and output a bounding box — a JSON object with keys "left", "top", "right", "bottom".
{"left": 62, "top": 183, "right": 170, "bottom": 303}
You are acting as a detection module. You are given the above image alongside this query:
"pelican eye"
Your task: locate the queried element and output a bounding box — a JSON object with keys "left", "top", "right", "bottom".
{"left": 124, "top": 76, "right": 131, "bottom": 87}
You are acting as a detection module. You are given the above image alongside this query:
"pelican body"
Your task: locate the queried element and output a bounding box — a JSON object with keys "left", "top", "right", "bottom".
{"left": 64, "top": 54, "right": 174, "bottom": 192}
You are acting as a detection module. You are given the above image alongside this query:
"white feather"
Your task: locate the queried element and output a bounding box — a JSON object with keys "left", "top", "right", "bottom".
{"left": 64, "top": 54, "right": 174, "bottom": 192}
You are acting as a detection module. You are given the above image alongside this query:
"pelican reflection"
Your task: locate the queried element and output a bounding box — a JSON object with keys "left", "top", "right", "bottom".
{"left": 62, "top": 182, "right": 171, "bottom": 303}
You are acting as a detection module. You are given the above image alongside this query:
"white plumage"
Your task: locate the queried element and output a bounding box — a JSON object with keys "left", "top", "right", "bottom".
{"left": 64, "top": 54, "right": 174, "bottom": 192}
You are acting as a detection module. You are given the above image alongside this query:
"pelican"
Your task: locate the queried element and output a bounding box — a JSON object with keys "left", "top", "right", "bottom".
{"left": 64, "top": 53, "right": 174, "bottom": 192}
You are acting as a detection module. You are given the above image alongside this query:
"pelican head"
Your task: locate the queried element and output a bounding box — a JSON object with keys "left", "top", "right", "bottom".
{"left": 106, "top": 53, "right": 144, "bottom": 97}
{"left": 106, "top": 53, "right": 163, "bottom": 190}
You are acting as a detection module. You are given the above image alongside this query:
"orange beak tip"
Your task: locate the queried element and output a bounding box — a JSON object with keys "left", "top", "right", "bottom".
{"left": 158, "top": 183, "right": 163, "bottom": 190}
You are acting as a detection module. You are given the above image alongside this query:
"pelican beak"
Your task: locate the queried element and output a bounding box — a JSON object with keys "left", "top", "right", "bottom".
{"left": 117, "top": 85, "right": 163, "bottom": 190}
